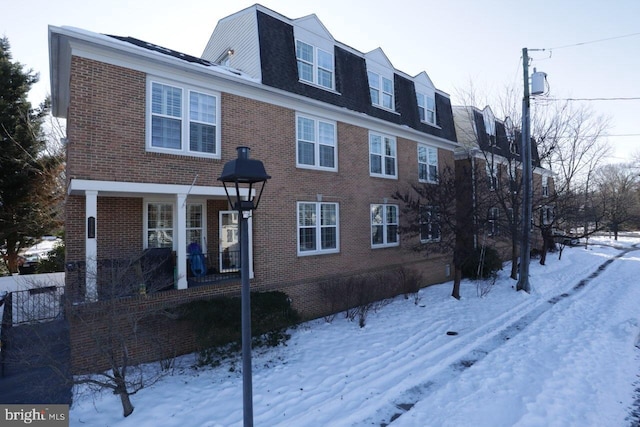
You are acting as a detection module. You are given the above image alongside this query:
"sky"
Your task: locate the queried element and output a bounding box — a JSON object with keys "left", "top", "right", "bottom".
{"left": 3, "top": 0, "right": 639, "bottom": 163}
{"left": 56, "top": 234, "right": 640, "bottom": 426}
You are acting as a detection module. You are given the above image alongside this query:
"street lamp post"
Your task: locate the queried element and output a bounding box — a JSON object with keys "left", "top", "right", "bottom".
{"left": 218, "top": 146, "right": 271, "bottom": 427}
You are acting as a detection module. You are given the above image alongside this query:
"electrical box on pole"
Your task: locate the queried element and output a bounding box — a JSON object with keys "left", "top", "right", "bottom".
{"left": 531, "top": 68, "right": 547, "bottom": 95}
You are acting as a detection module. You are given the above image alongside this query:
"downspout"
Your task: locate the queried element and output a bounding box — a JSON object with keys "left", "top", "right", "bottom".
{"left": 471, "top": 152, "right": 478, "bottom": 249}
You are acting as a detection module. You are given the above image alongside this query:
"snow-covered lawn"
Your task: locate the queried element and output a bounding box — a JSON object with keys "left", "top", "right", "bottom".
{"left": 69, "top": 235, "right": 640, "bottom": 426}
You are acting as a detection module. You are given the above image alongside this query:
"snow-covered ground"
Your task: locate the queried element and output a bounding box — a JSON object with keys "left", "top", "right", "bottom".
{"left": 69, "top": 235, "right": 640, "bottom": 427}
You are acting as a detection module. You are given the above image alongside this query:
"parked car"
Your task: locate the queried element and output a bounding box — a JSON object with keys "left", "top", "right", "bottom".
{"left": 18, "top": 237, "right": 63, "bottom": 275}
{"left": 552, "top": 230, "right": 579, "bottom": 246}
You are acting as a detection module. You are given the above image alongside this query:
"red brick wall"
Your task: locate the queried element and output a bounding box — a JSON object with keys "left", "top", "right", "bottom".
{"left": 67, "top": 280, "right": 241, "bottom": 374}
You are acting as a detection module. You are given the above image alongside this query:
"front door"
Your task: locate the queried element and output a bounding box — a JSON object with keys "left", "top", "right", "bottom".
{"left": 219, "top": 211, "right": 239, "bottom": 272}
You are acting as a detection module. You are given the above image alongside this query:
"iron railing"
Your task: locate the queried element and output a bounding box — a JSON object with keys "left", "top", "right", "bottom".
{"left": 4, "top": 286, "right": 65, "bottom": 325}
{"left": 187, "top": 249, "right": 241, "bottom": 286}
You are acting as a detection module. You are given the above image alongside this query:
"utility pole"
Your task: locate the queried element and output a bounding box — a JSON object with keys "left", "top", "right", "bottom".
{"left": 517, "top": 47, "right": 533, "bottom": 293}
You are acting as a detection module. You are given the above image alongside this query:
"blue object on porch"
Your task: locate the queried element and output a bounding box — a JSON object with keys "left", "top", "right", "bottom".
{"left": 187, "top": 242, "right": 206, "bottom": 277}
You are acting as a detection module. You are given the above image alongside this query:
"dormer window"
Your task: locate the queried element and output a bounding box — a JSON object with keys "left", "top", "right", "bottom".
{"left": 542, "top": 176, "right": 549, "bottom": 197}
{"left": 482, "top": 107, "right": 496, "bottom": 146}
{"left": 296, "top": 40, "right": 334, "bottom": 90}
{"left": 417, "top": 92, "right": 436, "bottom": 125}
{"left": 368, "top": 71, "right": 394, "bottom": 110}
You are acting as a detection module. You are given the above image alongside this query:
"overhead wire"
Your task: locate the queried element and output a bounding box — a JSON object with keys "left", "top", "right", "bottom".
{"left": 546, "top": 32, "right": 640, "bottom": 51}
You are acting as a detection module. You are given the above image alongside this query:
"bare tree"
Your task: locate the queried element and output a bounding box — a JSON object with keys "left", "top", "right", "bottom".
{"left": 394, "top": 165, "right": 475, "bottom": 299}
{"left": 452, "top": 103, "right": 525, "bottom": 280}
{"left": 456, "top": 83, "right": 613, "bottom": 257}
{"left": 594, "top": 163, "right": 640, "bottom": 240}
{"left": 70, "top": 249, "right": 178, "bottom": 417}
{"left": 6, "top": 250, "right": 177, "bottom": 417}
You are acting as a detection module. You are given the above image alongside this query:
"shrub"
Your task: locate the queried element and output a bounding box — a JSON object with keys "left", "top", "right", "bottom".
{"left": 461, "top": 246, "right": 502, "bottom": 280}
{"left": 36, "top": 241, "right": 66, "bottom": 273}
{"left": 319, "top": 270, "right": 405, "bottom": 327}
{"left": 178, "top": 291, "right": 300, "bottom": 366}
{"left": 396, "top": 267, "right": 423, "bottom": 305}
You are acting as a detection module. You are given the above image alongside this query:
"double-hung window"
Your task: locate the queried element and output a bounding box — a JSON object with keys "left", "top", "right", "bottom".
{"left": 146, "top": 203, "right": 174, "bottom": 248}
{"left": 368, "top": 71, "right": 394, "bottom": 110}
{"left": 420, "top": 205, "right": 440, "bottom": 242}
{"left": 487, "top": 207, "right": 500, "bottom": 236}
{"left": 297, "top": 202, "right": 339, "bottom": 255}
{"left": 486, "top": 162, "right": 498, "bottom": 190}
{"left": 418, "top": 144, "right": 438, "bottom": 183}
{"left": 186, "top": 204, "right": 203, "bottom": 247}
{"left": 149, "top": 80, "right": 220, "bottom": 158}
{"left": 369, "top": 132, "right": 397, "bottom": 178}
{"left": 541, "top": 205, "right": 554, "bottom": 225}
{"left": 416, "top": 92, "right": 436, "bottom": 125}
{"left": 371, "top": 204, "right": 399, "bottom": 248}
{"left": 542, "top": 176, "right": 549, "bottom": 197}
{"left": 296, "top": 40, "right": 334, "bottom": 90}
{"left": 296, "top": 115, "right": 337, "bottom": 170}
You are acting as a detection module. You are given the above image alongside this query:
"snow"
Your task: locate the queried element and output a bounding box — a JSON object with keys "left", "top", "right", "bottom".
{"left": 69, "top": 235, "right": 640, "bottom": 427}
{"left": 57, "top": 26, "right": 260, "bottom": 83}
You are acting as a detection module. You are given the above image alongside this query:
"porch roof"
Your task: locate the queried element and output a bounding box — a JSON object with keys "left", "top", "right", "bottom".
{"left": 68, "top": 178, "right": 249, "bottom": 198}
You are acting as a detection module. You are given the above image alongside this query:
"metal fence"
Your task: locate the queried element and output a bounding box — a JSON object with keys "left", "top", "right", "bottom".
{"left": 5, "top": 286, "right": 65, "bottom": 325}
{"left": 187, "top": 250, "right": 241, "bottom": 286}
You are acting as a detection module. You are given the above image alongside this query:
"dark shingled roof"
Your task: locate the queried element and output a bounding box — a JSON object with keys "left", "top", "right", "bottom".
{"left": 106, "top": 35, "right": 214, "bottom": 67}
{"left": 256, "top": 10, "right": 458, "bottom": 143}
{"left": 106, "top": 18, "right": 459, "bottom": 144}
{"left": 472, "top": 110, "right": 541, "bottom": 167}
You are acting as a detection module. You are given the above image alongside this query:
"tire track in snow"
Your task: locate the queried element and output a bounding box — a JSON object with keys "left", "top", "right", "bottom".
{"left": 355, "top": 245, "right": 637, "bottom": 427}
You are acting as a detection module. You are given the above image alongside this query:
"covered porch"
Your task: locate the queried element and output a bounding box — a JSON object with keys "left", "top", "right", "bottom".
{"left": 67, "top": 179, "right": 253, "bottom": 302}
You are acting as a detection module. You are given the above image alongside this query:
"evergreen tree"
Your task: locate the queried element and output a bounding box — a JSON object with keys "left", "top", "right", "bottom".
{"left": 0, "top": 37, "right": 62, "bottom": 273}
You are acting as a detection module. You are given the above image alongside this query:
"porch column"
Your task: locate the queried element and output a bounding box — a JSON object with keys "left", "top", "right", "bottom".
{"left": 85, "top": 190, "right": 98, "bottom": 301}
{"left": 176, "top": 194, "right": 188, "bottom": 290}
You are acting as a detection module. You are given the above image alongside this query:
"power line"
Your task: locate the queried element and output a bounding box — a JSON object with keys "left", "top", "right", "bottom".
{"left": 544, "top": 97, "right": 640, "bottom": 102}
{"left": 547, "top": 32, "right": 640, "bottom": 50}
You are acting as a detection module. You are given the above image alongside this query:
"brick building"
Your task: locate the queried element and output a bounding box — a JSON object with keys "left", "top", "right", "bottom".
{"left": 452, "top": 105, "right": 555, "bottom": 263}
{"left": 50, "top": 5, "right": 462, "bottom": 370}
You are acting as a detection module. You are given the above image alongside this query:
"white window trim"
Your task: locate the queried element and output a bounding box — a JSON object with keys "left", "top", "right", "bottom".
{"left": 418, "top": 144, "right": 438, "bottom": 184}
{"left": 368, "top": 71, "right": 395, "bottom": 111}
{"left": 486, "top": 161, "right": 498, "bottom": 191}
{"left": 371, "top": 203, "right": 399, "bottom": 248}
{"left": 146, "top": 77, "right": 221, "bottom": 159}
{"left": 420, "top": 205, "right": 441, "bottom": 243}
{"left": 297, "top": 201, "right": 340, "bottom": 256}
{"left": 295, "top": 39, "right": 335, "bottom": 91}
{"left": 541, "top": 205, "right": 554, "bottom": 225}
{"left": 488, "top": 207, "right": 500, "bottom": 237}
{"left": 542, "top": 175, "right": 550, "bottom": 197}
{"left": 416, "top": 92, "right": 436, "bottom": 126}
{"left": 295, "top": 113, "right": 338, "bottom": 172}
{"left": 144, "top": 200, "right": 176, "bottom": 250}
{"left": 186, "top": 202, "right": 206, "bottom": 250}
{"left": 143, "top": 198, "right": 208, "bottom": 250}
{"left": 369, "top": 131, "right": 398, "bottom": 179}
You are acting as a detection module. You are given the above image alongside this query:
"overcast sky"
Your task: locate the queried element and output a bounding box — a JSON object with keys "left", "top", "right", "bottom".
{"left": 3, "top": 0, "right": 639, "bottom": 162}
